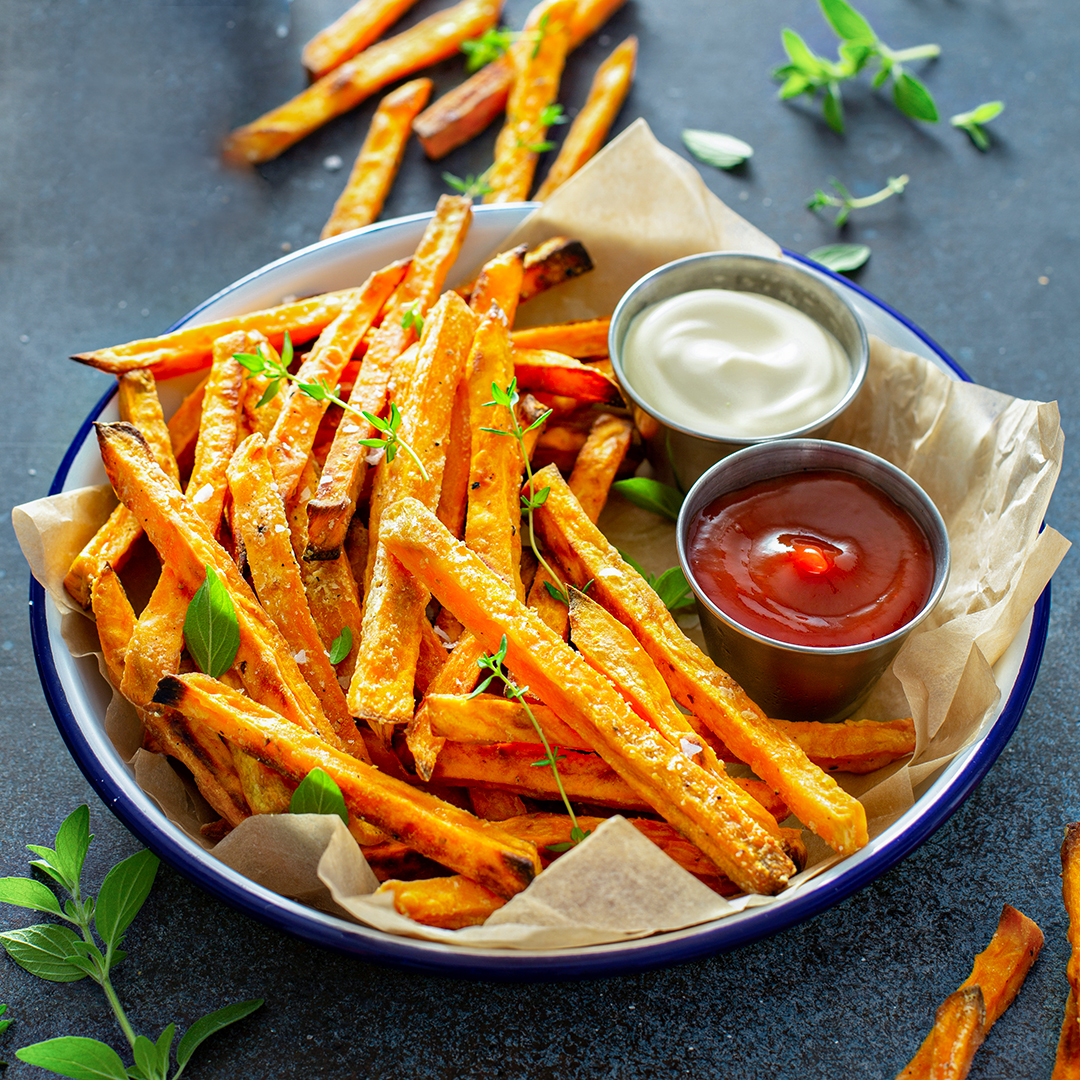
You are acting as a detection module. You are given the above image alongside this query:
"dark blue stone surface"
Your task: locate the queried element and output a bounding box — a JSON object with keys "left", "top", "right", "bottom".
{"left": 1, "top": 2, "right": 1076, "bottom": 1076}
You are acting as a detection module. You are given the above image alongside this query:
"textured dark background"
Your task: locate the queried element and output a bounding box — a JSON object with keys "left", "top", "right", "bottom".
{"left": 1, "top": 1, "right": 1076, "bottom": 1076}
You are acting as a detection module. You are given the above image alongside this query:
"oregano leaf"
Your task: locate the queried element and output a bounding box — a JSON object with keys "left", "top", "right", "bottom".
{"left": 16, "top": 1036, "right": 130, "bottom": 1080}
{"left": 893, "top": 71, "right": 939, "bottom": 122}
{"left": 0, "top": 924, "right": 88, "bottom": 983}
{"left": 806, "top": 243, "right": 871, "bottom": 272}
{"left": 0, "top": 876, "right": 64, "bottom": 918}
{"left": 681, "top": 129, "right": 753, "bottom": 170}
{"left": 94, "top": 849, "right": 159, "bottom": 952}
{"left": 328, "top": 626, "right": 353, "bottom": 665}
{"left": 611, "top": 477, "right": 684, "bottom": 521}
{"left": 175, "top": 1000, "right": 263, "bottom": 1074}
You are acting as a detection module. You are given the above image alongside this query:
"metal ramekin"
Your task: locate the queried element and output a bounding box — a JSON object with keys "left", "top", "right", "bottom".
{"left": 676, "top": 440, "right": 951, "bottom": 723}
{"left": 609, "top": 252, "right": 869, "bottom": 489}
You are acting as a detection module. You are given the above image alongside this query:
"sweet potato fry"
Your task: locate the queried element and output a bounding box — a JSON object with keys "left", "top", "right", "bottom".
{"left": 1053, "top": 991, "right": 1080, "bottom": 1080}
{"left": 484, "top": 0, "right": 576, "bottom": 204}
{"left": 511, "top": 316, "right": 610, "bottom": 357}
{"left": 187, "top": 333, "right": 247, "bottom": 532}
{"left": 535, "top": 36, "right": 637, "bottom": 199}
{"left": 769, "top": 716, "right": 916, "bottom": 774}
{"left": 65, "top": 369, "right": 188, "bottom": 608}
{"left": 307, "top": 195, "right": 472, "bottom": 560}
{"left": 435, "top": 378, "right": 471, "bottom": 539}
{"left": 425, "top": 693, "right": 584, "bottom": 749}
{"left": 468, "top": 245, "right": 526, "bottom": 323}
{"left": 526, "top": 463, "right": 868, "bottom": 856}
{"left": 321, "top": 79, "right": 433, "bottom": 239}
{"left": 153, "top": 673, "right": 541, "bottom": 899}
{"left": 568, "top": 590, "right": 780, "bottom": 836}
{"left": 897, "top": 905, "right": 1044, "bottom": 1078}
{"left": 926, "top": 986, "right": 985, "bottom": 1080}
{"left": 469, "top": 788, "right": 527, "bottom": 821}
{"left": 349, "top": 292, "right": 477, "bottom": 730}
{"left": 90, "top": 565, "right": 137, "bottom": 689}
{"left": 227, "top": 435, "right": 369, "bottom": 761}
{"left": 302, "top": 0, "right": 423, "bottom": 80}
{"left": 433, "top": 742, "right": 651, "bottom": 809}
{"left": 378, "top": 875, "right": 504, "bottom": 928}
{"left": 519, "top": 236, "right": 594, "bottom": 303}
{"left": 416, "top": 616, "right": 449, "bottom": 697}
{"left": 412, "top": 0, "right": 627, "bottom": 159}
{"left": 379, "top": 497, "right": 794, "bottom": 895}
{"left": 95, "top": 422, "right": 339, "bottom": 746}
{"left": 223, "top": 0, "right": 500, "bottom": 165}
{"left": 513, "top": 347, "right": 622, "bottom": 403}
{"left": 264, "top": 260, "right": 407, "bottom": 501}
{"left": 1065, "top": 823, "right": 1080, "bottom": 1007}
{"left": 71, "top": 289, "right": 360, "bottom": 379}
{"left": 526, "top": 412, "right": 631, "bottom": 639}
{"left": 465, "top": 310, "right": 525, "bottom": 590}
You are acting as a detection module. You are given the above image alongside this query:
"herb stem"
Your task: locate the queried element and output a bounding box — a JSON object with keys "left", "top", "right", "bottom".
{"left": 515, "top": 689, "right": 581, "bottom": 835}
{"left": 881, "top": 43, "right": 940, "bottom": 63}
{"left": 98, "top": 967, "right": 137, "bottom": 1050}
{"left": 846, "top": 174, "right": 909, "bottom": 208}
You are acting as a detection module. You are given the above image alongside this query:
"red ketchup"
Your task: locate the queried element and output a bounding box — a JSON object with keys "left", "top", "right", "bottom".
{"left": 687, "top": 469, "right": 934, "bottom": 648}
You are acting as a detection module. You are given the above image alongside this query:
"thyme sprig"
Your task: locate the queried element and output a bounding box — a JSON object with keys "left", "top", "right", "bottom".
{"left": 480, "top": 378, "right": 565, "bottom": 602}
{"left": 234, "top": 334, "right": 430, "bottom": 482}
{"left": 470, "top": 636, "right": 589, "bottom": 850}
{"left": 807, "top": 173, "right": 909, "bottom": 227}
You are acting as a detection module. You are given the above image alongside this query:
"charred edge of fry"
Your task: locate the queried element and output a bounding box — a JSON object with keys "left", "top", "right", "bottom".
{"left": 519, "top": 238, "right": 594, "bottom": 302}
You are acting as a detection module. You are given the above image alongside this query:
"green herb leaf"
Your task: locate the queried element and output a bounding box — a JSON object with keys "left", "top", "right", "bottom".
{"left": 27, "top": 805, "right": 92, "bottom": 895}
{"left": 401, "top": 303, "right": 424, "bottom": 336}
{"left": 0, "top": 876, "right": 65, "bottom": 918}
{"left": 460, "top": 26, "right": 514, "bottom": 72}
{"left": 328, "top": 626, "right": 353, "bottom": 665}
{"left": 16, "top": 1036, "right": 130, "bottom": 1080}
{"left": 611, "top": 477, "right": 683, "bottom": 521}
{"left": 819, "top": 0, "right": 875, "bottom": 44}
{"left": 175, "top": 1000, "right": 263, "bottom": 1075}
{"left": 781, "top": 28, "right": 826, "bottom": 77}
{"left": 952, "top": 100, "right": 1004, "bottom": 126}
{"left": 281, "top": 331, "right": 293, "bottom": 368}
{"left": 289, "top": 767, "right": 348, "bottom": 824}
{"left": 822, "top": 83, "right": 845, "bottom": 133}
{"left": 542, "top": 580, "right": 568, "bottom": 605}
{"left": 651, "top": 566, "right": 696, "bottom": 612}
{"left": 94, "top": 849, "right": 159, "bottom": 952}
{"left": 540, "top": 103, "right": 567, "bottom": 127}
{"left": 681, "top": 129, "right": 754, "bottom": 170}
{"left": 133, "top": 1031, "right": 170, "bottom": 1080}
{"left": 0, "top": 1002, "right": 10, "bottom": 1037}
{"left": 183, "top": 565, "right": 241, "bottom": 679}
{"left": 806, "top": 243, "right": 871, "bottom": 271}
{"left": 0, "top": 924, "right": 88, "bottom": 983}
{"left": 442, "top": 169, "right": 494, "bottom": 199}
{"left": 892, "top": 71, "right": 939, "bottom": 121}
{"left": 778, "top": 73, "right": 811, "bottom": 99}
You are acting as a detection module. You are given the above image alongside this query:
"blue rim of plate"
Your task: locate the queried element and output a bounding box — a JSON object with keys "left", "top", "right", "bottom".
{"left": 29, "top": 212, "right": 1052, "bottom": 981}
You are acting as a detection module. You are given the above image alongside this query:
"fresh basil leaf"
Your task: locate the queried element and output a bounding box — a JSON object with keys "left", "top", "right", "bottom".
{"left": 289, "top": 768, "right": 348, "bottom": 824}
{"left": 94, "top": 850, "right": 159, "bottom": 952}
{"left": 819, "top": 0, "right": 875, "bottom": 44}
{"left": 611, "top": 477, "right": 683, "bottom": 521}
{"left": 0, "top": 876, "right": 64, "bottom": 917}
{"left": 652, "top": 566, "right": 696, "bottom": 612}
{"left": 184, "top": 565, "right": 240, "bottom": 679}
{"left": 16, "top": 1036, "right": 130, "bottom": 1080}
{"left": 681, "top": 129, "right": 753, "bottom": 170}
{"left": 892, "top": 71, "right": 939, "bottom": 122}
{"left": 0, "top": 924, "right": 88, "bottom": 983}
{"left": 175, "top": 1000, "right": 263, "bottom": 1074}
{"left": 806, "top": 243, "right": 871, "bottom": 272}
{"left": 328, "top": 626, "right": 353, "bottom": 665}
{"left": 822, "top": 83, "right": 845, "bottom": 133}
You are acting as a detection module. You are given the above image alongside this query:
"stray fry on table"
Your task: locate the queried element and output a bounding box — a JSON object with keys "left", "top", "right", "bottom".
{"left": 302, "top": 0, "right": 423, "bottom": 81}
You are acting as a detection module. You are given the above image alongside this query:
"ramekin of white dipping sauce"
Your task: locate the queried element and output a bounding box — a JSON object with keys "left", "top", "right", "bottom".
{"left": 608, "top": 253, "right": 869, "bottom": 488}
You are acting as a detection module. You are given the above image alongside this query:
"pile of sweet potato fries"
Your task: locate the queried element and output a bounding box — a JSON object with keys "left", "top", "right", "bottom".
{"left": 67, "top": 196, "right": 922, "bottom": 930}
{"left": 225, "top": 0, "right": 638, "bottom": 235}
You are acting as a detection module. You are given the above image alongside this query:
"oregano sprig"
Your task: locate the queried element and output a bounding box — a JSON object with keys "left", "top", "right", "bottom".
{"left": 0, "top": 806, "right": 263, "bottom": 1080}
{"left": 234, "top": 336, "right": 430, "bottom": 482}
{"left": 460, "top": 26, "right": 515, "bottom": 71}
{"left": 807, "top": 173, "right": 909, "bottom": 227}
{"left": 480, "top": 378, "right": 566, "bottom": 602}
{"left": 774, "top": 0, "right": 940, "bottom": 133}
{"left": 470, "top": 636, "right": 589, "bottom": 850}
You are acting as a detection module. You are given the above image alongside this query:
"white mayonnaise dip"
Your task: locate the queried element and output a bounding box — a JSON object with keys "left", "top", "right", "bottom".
{"left": 621, "top": 288, "right": 850, "bottom": 438}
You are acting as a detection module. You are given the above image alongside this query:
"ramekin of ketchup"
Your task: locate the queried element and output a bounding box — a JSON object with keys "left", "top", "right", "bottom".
{"left": 677, "top": 440, "right": 950, "bottom": 722}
